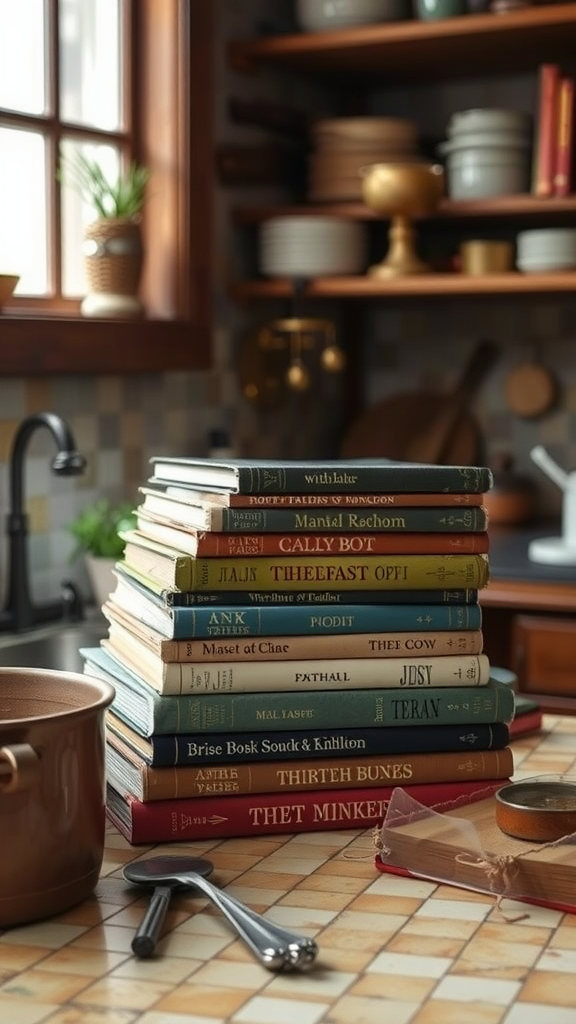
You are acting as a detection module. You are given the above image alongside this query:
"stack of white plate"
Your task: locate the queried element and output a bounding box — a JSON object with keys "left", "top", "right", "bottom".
{"left": 309, "top": 117, "right": 421, "bottom": 201}
{"left": 296, "top": 0, "right": 408, "bottom": 32}
{"left": 517, "top": 229, "right": 576, "bottom": 272}
{"left": 259, "top": 216, "right": 365, "bottom": 277}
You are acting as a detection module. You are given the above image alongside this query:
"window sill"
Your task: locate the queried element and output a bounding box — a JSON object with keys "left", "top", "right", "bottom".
{"left": 0, "top": 315, "right": 211, "bottom": 375}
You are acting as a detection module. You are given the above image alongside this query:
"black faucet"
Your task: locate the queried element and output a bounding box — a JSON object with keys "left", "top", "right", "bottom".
{"left": 0, "top": 412, "right": 87, "bottom": 632}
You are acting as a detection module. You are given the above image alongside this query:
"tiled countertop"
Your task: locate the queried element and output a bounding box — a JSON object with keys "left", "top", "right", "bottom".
{"left": 2, "top": 714, "right": 576, "bottom": 1024}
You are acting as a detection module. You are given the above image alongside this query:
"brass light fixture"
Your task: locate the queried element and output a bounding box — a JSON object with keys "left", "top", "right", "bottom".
{"left": 238, "top": 278, "right": 346, "bottom": 406}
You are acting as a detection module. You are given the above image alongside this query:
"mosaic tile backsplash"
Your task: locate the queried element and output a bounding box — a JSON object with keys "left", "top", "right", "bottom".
{"left": 2, "top": 0, "right": 576, "bottom": 607}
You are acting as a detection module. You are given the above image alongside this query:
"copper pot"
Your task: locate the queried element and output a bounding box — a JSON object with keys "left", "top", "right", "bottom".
{"left": 0, "top": 668, "right": 115, "bottom": 927}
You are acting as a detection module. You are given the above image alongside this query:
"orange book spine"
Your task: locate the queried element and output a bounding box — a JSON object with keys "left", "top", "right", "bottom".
{"left": 554, "top": 76, "right": 575, "bottom": 196}
{"left": 533, "top": 63, "right": 561, "bottom": 197}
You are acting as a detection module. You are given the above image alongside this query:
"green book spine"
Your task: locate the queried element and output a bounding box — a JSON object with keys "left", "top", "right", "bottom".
{"left": 215, "top": 506, "right": 488, "bottom": 532}
{"left": 82, "top": 648, "right": 515, "bottom": 736}
{"left": 150, "top": 458, "right": 492, "bottom": 494}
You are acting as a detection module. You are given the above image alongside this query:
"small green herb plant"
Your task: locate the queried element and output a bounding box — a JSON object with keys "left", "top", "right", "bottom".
{"left": 69, "top": 499, "right": 137, "bottom": 560}
{"left": 60, "top": 151, "right": 150, "bottom": 220}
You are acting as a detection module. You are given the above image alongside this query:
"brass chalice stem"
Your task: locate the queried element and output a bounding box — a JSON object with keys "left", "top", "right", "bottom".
{"left": 370, "top": 214, "right": 430, "bottom": 278}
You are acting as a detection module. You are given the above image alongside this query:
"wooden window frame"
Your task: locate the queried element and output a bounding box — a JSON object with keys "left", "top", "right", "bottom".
{"left": 0, "top": 0, "right": 213, "bottom": 375}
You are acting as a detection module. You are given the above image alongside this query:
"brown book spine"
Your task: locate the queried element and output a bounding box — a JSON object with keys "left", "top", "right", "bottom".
{"left": 554, "top": 76, "right": 575, "bottom": 196}
{"left": 109, "top": 741, "right": 513, "bottom": 801}
{"left": 107, "top": 618, "right": 484, "bottom": 662}
{"left": 533, "top": 63, "right": 561, "bottom": 197}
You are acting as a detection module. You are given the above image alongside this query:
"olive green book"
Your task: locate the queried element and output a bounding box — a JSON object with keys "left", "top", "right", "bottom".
{"left": 119, "top": 530, "right": 489, "bottom": 592}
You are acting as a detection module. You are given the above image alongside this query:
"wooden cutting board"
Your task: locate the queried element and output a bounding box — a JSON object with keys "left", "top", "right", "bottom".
{"left": 341, "top": 339, "right": 499, "bottom": 464}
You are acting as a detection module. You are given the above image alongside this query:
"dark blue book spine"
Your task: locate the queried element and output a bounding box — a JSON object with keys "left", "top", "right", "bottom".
{"left": 164, "top": 588, "right": 480, "bottom": 607}
{"left": 138, "top": 722, "right": 510, "bottom": 766}
{"left": 165, "top": 601, "right": 482, "bottom": 638}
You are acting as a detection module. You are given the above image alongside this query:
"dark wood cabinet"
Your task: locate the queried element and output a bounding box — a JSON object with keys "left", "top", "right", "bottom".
{"left": 482, "top": 577, "right": 576, "bottom": 712}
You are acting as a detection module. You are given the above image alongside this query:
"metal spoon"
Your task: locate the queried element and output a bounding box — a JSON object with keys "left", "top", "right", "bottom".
{"left": 124, "top": 855, "right": 211, "bottom": 958}
{"left": 123, "top": 854, "right": 318, "bottom": 971}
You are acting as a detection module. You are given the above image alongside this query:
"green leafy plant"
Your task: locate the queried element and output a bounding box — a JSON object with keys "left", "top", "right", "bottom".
{"left": 60, "top": 151, "right": 150, "bottom": 220}
{"left": 69, "top": 499, "right": 137, "bottom": 559}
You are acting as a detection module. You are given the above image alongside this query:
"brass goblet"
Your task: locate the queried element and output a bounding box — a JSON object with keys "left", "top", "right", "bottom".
{"left": 360, "top": 162, "right": 445, "bottom": 277}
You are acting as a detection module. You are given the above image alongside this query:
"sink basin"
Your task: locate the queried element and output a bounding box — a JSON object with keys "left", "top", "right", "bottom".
{"left": 0, "top": 619, "right": 107, "bottom": 674}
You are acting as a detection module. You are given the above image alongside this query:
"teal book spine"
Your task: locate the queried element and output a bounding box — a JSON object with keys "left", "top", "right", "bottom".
{"left": 120, "top": 600, "right": 483, "bottom": 639}
{"left": 83, "top": 647, "right": 514, "bottom": 736}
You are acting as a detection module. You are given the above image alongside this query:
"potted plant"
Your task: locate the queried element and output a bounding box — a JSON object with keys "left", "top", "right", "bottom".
{"left": 69, "top": 498, "right": 137, "bottom": 608}
{"left": 61, "top": 151, "right": 150, "bottom": 318}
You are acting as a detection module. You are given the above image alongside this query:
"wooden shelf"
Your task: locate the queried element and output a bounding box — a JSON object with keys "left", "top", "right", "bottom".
{"left": 0, "top": 317, "right": 211, "bottom": 375}
{"left": 228, "top": 4, "right": 576, "bottom": 83}
{"left": 232, "top": 272, "right": 576, "bottom": 301}
{"left": 233, "top": 195, "right": 576, "bottom": 224}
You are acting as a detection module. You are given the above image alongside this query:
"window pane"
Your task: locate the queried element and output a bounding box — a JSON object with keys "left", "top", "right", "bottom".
{"left": 60, "top": 0, "right": 122, "bottom": 131}
{"left": 61, "top": 139, "right": 120, "bottom": 296}
{"left": 0, "top": 128, "right": 48, "bottom": 294}
{"left": 0, "top": 0, "right": 46, "bottom": 115}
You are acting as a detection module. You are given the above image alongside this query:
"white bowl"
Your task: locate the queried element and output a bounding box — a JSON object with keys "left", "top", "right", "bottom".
{"left": 517, "top": 256, "right": 576, "bottom": 272}
{"left": 517, "top": 228, "right": 576, "bottom": 258}
{"left": 296, "top": 0, "right": 407, "bottom": 31}
{"left": 448, "top": 108, "right": 532, "bottom": 137}
{"left": 446, "top": 150, "right": 530, "bottom": 199}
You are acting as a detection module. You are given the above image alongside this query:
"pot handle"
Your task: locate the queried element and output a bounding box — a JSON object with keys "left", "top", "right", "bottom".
{"left": 0, "top": 743, "right": 41, "bottom": 793}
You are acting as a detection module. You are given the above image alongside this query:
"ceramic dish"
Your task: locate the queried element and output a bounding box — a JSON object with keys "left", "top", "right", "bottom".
{"left": 447, "top": 108, "right": 532, "bottom": 136}
{"left": 296, "top": 0, "right": 407, "bottom": 31}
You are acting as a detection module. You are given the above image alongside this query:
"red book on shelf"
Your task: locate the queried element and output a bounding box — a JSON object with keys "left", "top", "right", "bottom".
{"left": 554, "top": 76, "right": 575, "bottom": 196}
{"left": 532, "top": 63, "right": 561, "bottom": 197}
{"left": 106, "top": 778, "right": 508, "bottom": 844}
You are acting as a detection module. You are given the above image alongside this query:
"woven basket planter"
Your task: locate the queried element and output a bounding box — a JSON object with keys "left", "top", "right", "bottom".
{"left": 83, "top": 218, "right": 143, "bottom": 296}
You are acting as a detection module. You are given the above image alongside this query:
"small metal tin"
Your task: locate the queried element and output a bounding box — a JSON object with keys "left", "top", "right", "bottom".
{"left": 495, "top": 775, "right": 576, "bottom": 842}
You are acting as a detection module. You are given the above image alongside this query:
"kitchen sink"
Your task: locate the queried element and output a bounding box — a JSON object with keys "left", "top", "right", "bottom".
{"left": 0, "top": 617, "right": 107, "bottom": 674}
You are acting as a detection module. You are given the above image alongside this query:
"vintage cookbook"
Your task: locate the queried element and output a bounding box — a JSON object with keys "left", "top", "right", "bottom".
{"left": 375, "top": 787, "right": 576, "bottom": 915}
{"left": 147, "top": 456, "right": 492, "bottom": 495}
{"left": 106, "top": 733, "right": 513, "bottom": 802}
{"left": 144, "top": 484, "right": 487, "bottom": 508}
{"left": 106, "top": 575, "right": 483, "bottom": 640}
{"left": 138, "top": 487, "right": 489, "bottom": 534}
{"left": 82, "top": 645, "right": 516, "bottom": 737}
{"left": 104, "top": 602, "right": 484, "bottom": 662}
{"left": 114, "top": 561, "right": 481, "bottom": 610}
{"left": 106, "top": 777, "right": 507, "bottom": 844}
{"left": 105, "top": 710, "right": 511, "bottom": 768}
{"left": 101, "top": 629, "right": 492, "bottom": 695}
{"left": 134, "top": 510, "right": 490, "bottom": 556}
{"left": 119, "top": 535, "right": 491, "bottom": 592}
{"left": 532, "top": 62, "right": 561, "bottom": 197}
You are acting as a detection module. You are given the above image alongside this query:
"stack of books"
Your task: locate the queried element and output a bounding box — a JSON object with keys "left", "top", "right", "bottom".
{"left": 81, "top": 456, "right": 517, "bottom": 845}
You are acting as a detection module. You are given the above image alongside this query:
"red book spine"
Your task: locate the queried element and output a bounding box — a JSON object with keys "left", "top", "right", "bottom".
{"left": 554, "top": 76, "right": 575, "bottom": 196}
{"left": 139, "top": 526, "right": 490, "bottom": 557}
{"left": 107, "top": 778, "right": 507, "bottom": 844}
{"left": 533, "top": 63, "right": 561, "bottom": 197}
